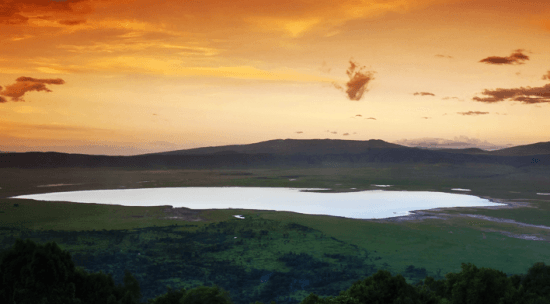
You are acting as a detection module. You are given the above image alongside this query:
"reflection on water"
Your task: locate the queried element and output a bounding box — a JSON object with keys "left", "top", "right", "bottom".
{"left": 12, "top": 187, "right": 506, "bottom": 220}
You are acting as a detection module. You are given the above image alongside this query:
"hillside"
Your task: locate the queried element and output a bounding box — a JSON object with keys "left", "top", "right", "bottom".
{"left": 488, "top": 141, "right": 550, "bottom": 156}
{"left": 148, "top": 139, "right": 405, "bottom": 156}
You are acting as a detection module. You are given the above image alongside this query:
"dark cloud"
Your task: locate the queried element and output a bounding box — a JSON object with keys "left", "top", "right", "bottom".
{"left": 479, "top": 49, "right": 529, "bottom": 65}
{"left": 296, "top": 131, "right": 303, "bottom": 134}
{"left": 0, "top": 0, "right": 89, "bottom": 25}
{"left": 343, "top": 133, "right": 349, "bottom": 136}
{"left": 435, "top": 54, "right": 453, "bottom": 59}
{"left": 333, "top": 60, "right": 375, "bottom": 101}
{"left": 331, "top": 131, "right": 337, "bottom": 134}
{"left": 365, "top": 117, "right": 376, "bottom": 120}
{"left": 543, "top": 71, "right": 550, "bottom": 80}
{"left": 355, "top": 114, "right": 362, "bottom": 117}
{"left": 413, "top": 92, "right": 435, "bottom": 96}
{"left": 0, "top": 76, "right": 66, "bottom": 102}
{"left": 457, "top": 111, "right": 489, "bottom": 116}
{"left": 58, "top": 19, "right": 86, "bottom": 25}
{"left": 0, "top": 96, "right": 7, "bottom": 103}
{"left": 442, "top": 96, "right": 460, "bottom": 100}
{"left": 473, "top": 84, "right": 550, "bottom": 104}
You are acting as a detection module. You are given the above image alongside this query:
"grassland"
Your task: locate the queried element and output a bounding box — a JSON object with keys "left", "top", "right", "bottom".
{"left": 1, "top": 163, "right": 549, "bottom": 303}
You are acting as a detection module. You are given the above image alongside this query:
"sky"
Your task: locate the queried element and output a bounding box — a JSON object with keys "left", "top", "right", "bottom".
{"left": 1, "top": 0, "right": 550, "bottom": 155}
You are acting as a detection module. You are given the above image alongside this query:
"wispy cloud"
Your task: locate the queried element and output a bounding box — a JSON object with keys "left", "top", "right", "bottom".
{"left": 58, "top": 19, "right": 87, "bottom": 26}
{"left": 435, "top": 54, "right": 453, "bottom": 59}
{"left": 355, "top": 114, "right": 362, "bottom": 117}
{"left": 343, "top": 133, "right": 349, "bottom": 136}
{"left": 457, "top": 111, "right": 489, "bottom": 115}
{"left": 333, "top": 60, "right": 375, "bottom": 101}
{"left": 442, "top": 96, "right": 461, "bottom": 100}
{"left": 319, "top": 61, "right": 332, "bottom": 74}
{"left": 0, "top": 77, "right": 65, "bottom": 102}
{"left": 543, "top": 71, "right": 550, "bottom": 80}
{"left": 365, "top": 117, "right": 376, "bottom": 120}
{"left": 479, "top": 49, "right": 529, "bottom": 65}
{"left": 296, "top": 131, "right": 303, "bottom": 134}
{"left": 413, "top": 92, "right": 435, "bottom": 96}
{"left": 421, "top": 117, "right": 431, "bottom": 119}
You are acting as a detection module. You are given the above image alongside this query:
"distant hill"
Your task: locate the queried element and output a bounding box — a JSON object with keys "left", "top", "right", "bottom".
{"left": 429, "top": 148, "right": 490, "bottom": 155}
{"left": 487, "top": 141, "right": 550, "bottom": 156}
{"left": 2, "top": 139, "right": 550, "bottom": 169}
{"left": 426, "top": 141, "right": 550, "bottom": 156}
{"left": 148, "top": 139, "right": 405, "bottom": 156}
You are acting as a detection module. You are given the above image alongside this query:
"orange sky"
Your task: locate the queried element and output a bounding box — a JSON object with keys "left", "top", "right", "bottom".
{"left": 1, "top": 0, "right": 550, "bottom": 155}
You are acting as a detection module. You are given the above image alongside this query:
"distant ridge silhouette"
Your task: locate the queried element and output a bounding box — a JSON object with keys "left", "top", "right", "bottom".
{"left": 146, "top": 139, "right": 405, "bottom": 156}
{"left": 1, "top": 139, "right": 549, "bottom": 169}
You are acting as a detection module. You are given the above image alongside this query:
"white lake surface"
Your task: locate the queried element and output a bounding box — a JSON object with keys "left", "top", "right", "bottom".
{"left": 12, "top": 187, "right": 507, "bottom": 220}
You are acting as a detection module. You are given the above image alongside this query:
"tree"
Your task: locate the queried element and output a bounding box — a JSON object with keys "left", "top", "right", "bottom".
{"left": 443, "top": 263, "right": 515, "bottom": 304}
{"left": 180, "top": 285, "right": 233, "bottom": 304}
{"left": 148, "top": 287, "right": 186, "bottom": 304}
{"left": 0, "top": 239, "right": 79, "bottom": 304}
{"left": 338, "top": 270, "right": 438, "bottom": 304}
{"left": 123, "top": 269, "right": 142, "bottom": 303}
{"left": 521, "top": 262, "right": 550, "bottom": 303}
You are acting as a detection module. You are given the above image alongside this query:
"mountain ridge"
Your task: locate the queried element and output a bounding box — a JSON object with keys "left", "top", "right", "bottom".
{"left": 144, "top": 138, "right": 550, "bottom": 157}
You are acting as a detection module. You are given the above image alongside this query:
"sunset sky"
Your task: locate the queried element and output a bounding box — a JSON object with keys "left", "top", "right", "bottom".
{"left": 1, "top": 0, "right": 550, "bottom": 155}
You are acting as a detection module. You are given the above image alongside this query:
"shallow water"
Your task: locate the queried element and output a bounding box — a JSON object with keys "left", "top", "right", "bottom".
{"left": 12, "top": 187, "right": 506, "bottom": 220}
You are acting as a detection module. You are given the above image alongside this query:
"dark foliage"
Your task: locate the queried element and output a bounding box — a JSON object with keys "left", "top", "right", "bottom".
{"left": 2, "top": 238, "right": 550, "bottom": 304}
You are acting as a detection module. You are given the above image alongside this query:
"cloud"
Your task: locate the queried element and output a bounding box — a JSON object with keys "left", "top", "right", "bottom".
{"left": 296, "top": 131, "right": 303, "bottom": 134}
{"left": 0, "top": 96, "right": 7, "bottom": 103}
{"left": 355, "top": 114, "right": 362, "bottom": 117}
{"left": 435, "top": 54, "right": 453, "bottom": 59}
{"left": 331, "top": 131, "right": 337, "bottom": 134}
{"left": 343, "top": 133, "right": 349, "bottom": 136}
{"left": 479, "top": 49, "right": 529, "bottom": 65}
{"left": 413, "top": 92, "right": 435, "bottom": 96}
{"left": 421, "top": 117, "right": 431, "bottom": 119}
{"left": 442, "top": 96, "right": 461, "bottom": 100}
{"left": 473, "top": 84, "right": 550, "bottom": 104}
{"left": 58, "top": 19, "right": 87, "bottom": 26}
{"left": 394, "top": 136, "right": 511, "bottom": 150}
{"left": 543, "top": 71, "right": 550, "bottom": 80}
{"left": 333, "top": 60, "right": 375, "bottom": 101}
{"left": 365, "top": 117, "right": 376, "bottom": 120}
{"left": 457, "top": 111, "right": 489, "bottom": 115}
{"left": 319, "top": 61, "right": 331, "bottom": 74}
{"left": 0, "top": 0, "right": 90, "bottom": 25}
{"left": 0, "top": 76, "right": 66, "bottom": 102}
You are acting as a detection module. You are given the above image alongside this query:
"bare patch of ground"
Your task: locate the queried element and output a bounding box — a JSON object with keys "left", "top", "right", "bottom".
{"left": 161, "top": 206, "right": 206, "bottom": 221}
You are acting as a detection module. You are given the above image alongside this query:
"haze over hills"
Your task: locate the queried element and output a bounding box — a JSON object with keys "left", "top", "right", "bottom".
{"left": 393, "top": 136, "right": 513, "bottom": 151}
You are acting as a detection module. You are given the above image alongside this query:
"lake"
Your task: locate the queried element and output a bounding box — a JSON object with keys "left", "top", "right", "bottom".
{"left": 12, "top": 187, "right": 507, "bottom": 220}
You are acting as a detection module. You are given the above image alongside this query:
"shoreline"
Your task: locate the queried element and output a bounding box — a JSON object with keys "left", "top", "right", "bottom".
{"left": 362, "top": 195, "right": 538, "bottom": 223}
